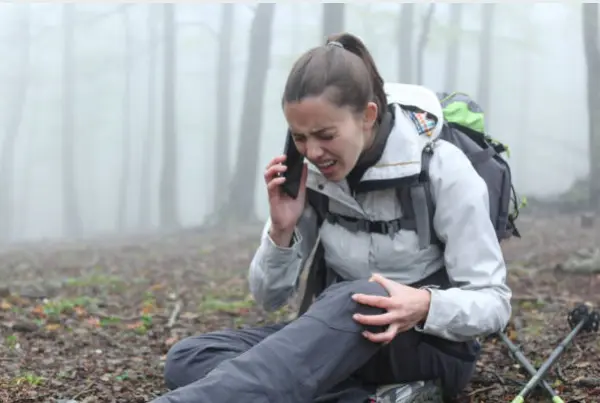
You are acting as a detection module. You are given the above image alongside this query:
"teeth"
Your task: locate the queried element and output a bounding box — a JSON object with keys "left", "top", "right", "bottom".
{"left": 318, "top": 161, "right": 335, "bottom": 168}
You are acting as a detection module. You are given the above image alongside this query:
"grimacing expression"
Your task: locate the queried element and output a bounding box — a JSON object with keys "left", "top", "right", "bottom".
{"left": 283, "top": 95, "right": 378, "bottom": 182}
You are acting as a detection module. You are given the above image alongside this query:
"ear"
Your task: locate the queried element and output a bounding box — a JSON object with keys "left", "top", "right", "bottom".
{"left": 362, "top": 101, "right": 378, "bottom": 131}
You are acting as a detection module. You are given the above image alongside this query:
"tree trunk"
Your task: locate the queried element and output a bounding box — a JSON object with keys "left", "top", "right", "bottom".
{"left": 582, "top": 3, "right": 600, "bottom": 210}
{"left": 0, "top": 4, "right": 30, "bottom": 242}
{"left": 139, "top": 5, "right": 158, "bottom": 229}
{"left": 477, "top": 4, "right": 494, "bottom": 115}
{"left": 397, "top": 4, "right": 415, "bottom": 83}
{"left": 221, "top": 4, "right": 275, "bottom": 225}
{"left": 117, "top": 7, "right": 132, "bottom": 231}
{"left": 415, "top": 4, "right": 436, "bottom": 85}
{"left": 322, "top": 4, "right": 345, "bottom": 38}
{"left": 61, "top": 4, "right": 83, "bottom": 238}
{"left": 443, "top": 4, "right": 462, "bottom": 92}
{"left": 159, "top": 3, "right": 180, "bottom": 230}
{"left": 212, "top": 3, "right": 233, "bottom": 213}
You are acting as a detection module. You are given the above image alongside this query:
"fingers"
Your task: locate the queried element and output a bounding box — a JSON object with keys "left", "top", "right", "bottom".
{"left": 352, "top": 293, "right": 393, "bottom": 310}
{"left": 363, "top": 323, "right": 400, "bottom": 344}
{"left": 368, "top": 273, "right": 395, "bottom": 295}
{"left": 266, "top": 175, "right": 286, "bottom": 191}
{"left": 264, "top": 155, "right": 287, "bottom": 188}
{"left": 353, "top": 311, "right": 395, "bottom": 327}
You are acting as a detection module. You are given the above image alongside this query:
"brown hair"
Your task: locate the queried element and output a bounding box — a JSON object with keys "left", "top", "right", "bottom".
{"left": 282, "top": 32, "right": 387, "bottom": 124}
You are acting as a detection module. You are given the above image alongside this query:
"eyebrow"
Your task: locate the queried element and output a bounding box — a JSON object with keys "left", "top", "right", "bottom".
{"left": 291, "top": 127, "right": 333, "bottom": 136}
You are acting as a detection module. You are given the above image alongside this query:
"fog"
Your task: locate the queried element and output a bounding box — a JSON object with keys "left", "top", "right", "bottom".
{"left": 0, "top": 2, "right": 597, "bottom": 243}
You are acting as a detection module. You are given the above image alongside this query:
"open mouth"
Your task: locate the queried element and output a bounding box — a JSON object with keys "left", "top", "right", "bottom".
{"left": 317, "top": 160, "right": 336, "bottom": 169}
{"left": 315, "top": 160, "right": 337, "bottom": 176}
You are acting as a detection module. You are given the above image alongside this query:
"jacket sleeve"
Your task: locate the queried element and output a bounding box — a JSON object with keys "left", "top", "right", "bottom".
{"left": 417, "top": 140, "right": 512, "bottom": 342}
{"left": 248, "top": 204, "right": 319, "bottom": 312}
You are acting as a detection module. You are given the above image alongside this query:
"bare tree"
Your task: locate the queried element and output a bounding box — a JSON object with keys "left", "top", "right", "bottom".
{"left": 0, "top": 4, "right": 30, "bottom": 242}
{"left": 117, "top": 6, "right": 133, "bottom": 231}
{"left": 61, "top": 4, "right": 84, "bottom": 238}
{"left": 582, "top": 3, "right": 600, "bottom": 210}
{"left": 221, "top": 4, "right": 275, "bottom": 224}
{"left": 444, "top": 4, "right": 462, "bottom": 91}
{"left": 139, "top": 4, "right": 159, "bottom": 229}
{"left": 397, "top": 4, "right": 415, "bottom": 83}
{"left": 159, "top": 4, "right": 180, "bottom": 230}
{"left": 212, "top": 3, "right": 234, "bottom": 213}
{"left": 322, "top": 3, "right": 345, "bottom": 38}
{"left": 416, "top": 4, "right": 436, "bottom": 85}
{"left": 477, "top": 4, "right": 495, "bottom": 114}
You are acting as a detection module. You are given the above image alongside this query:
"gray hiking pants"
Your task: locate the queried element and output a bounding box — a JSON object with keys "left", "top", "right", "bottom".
{"left": 152, "top": 279, "right": 478, "bottom": 403}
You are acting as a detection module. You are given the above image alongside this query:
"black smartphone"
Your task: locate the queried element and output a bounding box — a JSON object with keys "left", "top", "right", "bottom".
{"left": 280, "top": 130, "right": 304, "bottom": 199}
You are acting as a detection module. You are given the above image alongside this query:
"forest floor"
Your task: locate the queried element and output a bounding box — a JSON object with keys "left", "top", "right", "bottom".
{"left": 0, "top": 212, "right": 599, "bottom": 403}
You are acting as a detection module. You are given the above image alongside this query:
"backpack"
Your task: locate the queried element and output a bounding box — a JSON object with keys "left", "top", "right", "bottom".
{"left": 298, "top": 91, "right": 523, "bottom": 315}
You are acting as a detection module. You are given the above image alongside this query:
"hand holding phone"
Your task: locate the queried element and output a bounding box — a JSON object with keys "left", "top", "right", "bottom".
{"left": 263, "top": 133, "right": 307, "bottom": 246}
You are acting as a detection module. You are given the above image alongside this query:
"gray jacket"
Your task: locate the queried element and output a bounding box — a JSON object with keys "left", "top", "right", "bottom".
{"left": 248, "top": 83, "right": 512, "bottom": 343}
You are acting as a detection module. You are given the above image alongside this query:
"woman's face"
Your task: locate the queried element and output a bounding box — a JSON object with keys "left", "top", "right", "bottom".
{"left": 283, "top": 95, "right": 378, "bottom": 182}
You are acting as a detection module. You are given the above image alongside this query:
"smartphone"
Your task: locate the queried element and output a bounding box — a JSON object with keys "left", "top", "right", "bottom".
{"left": 280, "top": 130, "right": 304, "bottom": 199}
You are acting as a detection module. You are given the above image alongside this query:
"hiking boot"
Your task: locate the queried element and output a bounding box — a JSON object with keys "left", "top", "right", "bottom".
{"left": 370, "top": 380, "right": 443, "bottom": 403}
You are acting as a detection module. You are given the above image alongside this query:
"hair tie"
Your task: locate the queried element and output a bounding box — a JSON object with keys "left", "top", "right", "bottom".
{"left": 327, "top": 41, "right": 344, "bottom": 49}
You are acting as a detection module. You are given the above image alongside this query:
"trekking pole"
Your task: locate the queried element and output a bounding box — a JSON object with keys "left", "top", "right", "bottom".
{"left": 498, "top": 332, "right": 562, "bottom": 402}
{"left": 510, "top": 304, "right": 600, "bottom": 403}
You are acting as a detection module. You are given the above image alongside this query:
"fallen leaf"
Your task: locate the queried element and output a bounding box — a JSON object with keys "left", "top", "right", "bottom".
{"left": 74, "top": 306, "right": 87, "bottom": 316}
{"left": 45, "top": 323, "right": 61, "bottom": 331}
{"left": 126, "top": 321, "right": 143, "bottom": 329}
{"left": 0, "top": 299, "right": 12, "bottom": 310}
{"left": 165, "top": 336, "right": 179, "bottom": 347}
{"left": 86, "top": 317, "right": 101, "bottom": 328}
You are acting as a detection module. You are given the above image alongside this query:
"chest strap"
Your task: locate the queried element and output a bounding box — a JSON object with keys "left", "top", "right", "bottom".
{"left": 324, "top": 212, "right": 416, "bottom": 239}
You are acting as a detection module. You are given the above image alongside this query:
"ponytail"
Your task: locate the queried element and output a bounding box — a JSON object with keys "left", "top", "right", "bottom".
{"left": 326, "top": 33, "right": 387, "bottom": 123}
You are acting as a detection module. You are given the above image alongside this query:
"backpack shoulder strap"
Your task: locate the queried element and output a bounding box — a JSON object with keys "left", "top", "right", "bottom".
{"left": 297, "top": 188, "right": 329, "bottom": 317}
{"left": 395, "top": 142, "right": 441, "bottom": 250}
{"left": 306, "top": 188, "right": 328, "bottom": 228}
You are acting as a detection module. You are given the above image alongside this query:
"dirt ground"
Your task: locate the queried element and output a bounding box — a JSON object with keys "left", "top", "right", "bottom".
{"left": 0, "top": 212, "right": 599, "bottom": 403}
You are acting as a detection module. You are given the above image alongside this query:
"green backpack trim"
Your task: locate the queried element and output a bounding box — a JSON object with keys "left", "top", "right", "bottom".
{"left": 438, "top": 91, "right": 512, "bottom": 158}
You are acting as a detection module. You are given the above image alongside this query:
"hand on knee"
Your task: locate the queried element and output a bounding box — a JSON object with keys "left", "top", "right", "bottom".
{"left": 351, "top": 274, "right": 432, "bottom": 344}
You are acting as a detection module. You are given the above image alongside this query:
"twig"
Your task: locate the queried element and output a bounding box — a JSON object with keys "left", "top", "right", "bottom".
{"left": 71, "top": 381, "right": 95, "bottom": 400}
{"left": 167, "top": 301, "right": 182, "bottom": 328}
{"left": 575, "top": 377, "right": 600, "bottom": 387}
{"left": 563, "top": 352, "right": 584, "bottom": 370}
{"left": 467, "top": 385, "right": 498, "bottom": 396}
{"left": 555, "top": 364, "right": 568, "bottom": 383}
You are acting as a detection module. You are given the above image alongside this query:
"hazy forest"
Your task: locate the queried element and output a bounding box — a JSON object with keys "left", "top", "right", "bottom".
{"left": 0, "top": 2, "right": 599, "bottom": 403}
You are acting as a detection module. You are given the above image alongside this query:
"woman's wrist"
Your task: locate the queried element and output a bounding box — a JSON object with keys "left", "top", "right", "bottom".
{"left": 418, "top": 288, "right": 432, "bottom": 324}
{"left": 268, "top": 226, "right": 295, "bottom": 248}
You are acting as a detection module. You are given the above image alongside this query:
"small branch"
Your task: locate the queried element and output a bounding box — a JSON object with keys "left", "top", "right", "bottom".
{"left": 467, "top": 385, "right": 498, "bottom": 397}
{"left": 70, "top": 381, "right": 95, "bottom": 400}
{"left": 167, "top": 301, "right": 182, "bottom": 328}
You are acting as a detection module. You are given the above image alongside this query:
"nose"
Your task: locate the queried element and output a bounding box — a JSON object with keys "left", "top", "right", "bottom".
{"left": 305, "top": 138, "right": 324, "bottom": 161}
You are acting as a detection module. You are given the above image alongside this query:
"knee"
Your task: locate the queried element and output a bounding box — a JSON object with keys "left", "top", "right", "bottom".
{"left": 320, "top": 278, "right": 388, "bottom": 301}
{"left": 163, "top": 336, "right": 212, "bottom": 390}
{"left": 304, "top": 279, "right": 389, "bottom": 332}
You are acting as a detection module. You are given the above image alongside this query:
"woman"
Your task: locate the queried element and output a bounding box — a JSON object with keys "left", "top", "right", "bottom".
{"left": 152, "top": 33, "right": 512, "bottom": 403}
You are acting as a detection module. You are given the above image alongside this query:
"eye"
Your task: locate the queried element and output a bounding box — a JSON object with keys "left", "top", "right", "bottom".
{"left": 317, "top": 132, "right": 335, "bottom": 141}
{"left": 291, "top": 133, "right": 306, "bottom": 142}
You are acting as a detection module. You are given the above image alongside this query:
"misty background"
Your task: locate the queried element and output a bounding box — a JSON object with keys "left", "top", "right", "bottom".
{"left": 0, "top": 2, "right": 598, "bottom": 243}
